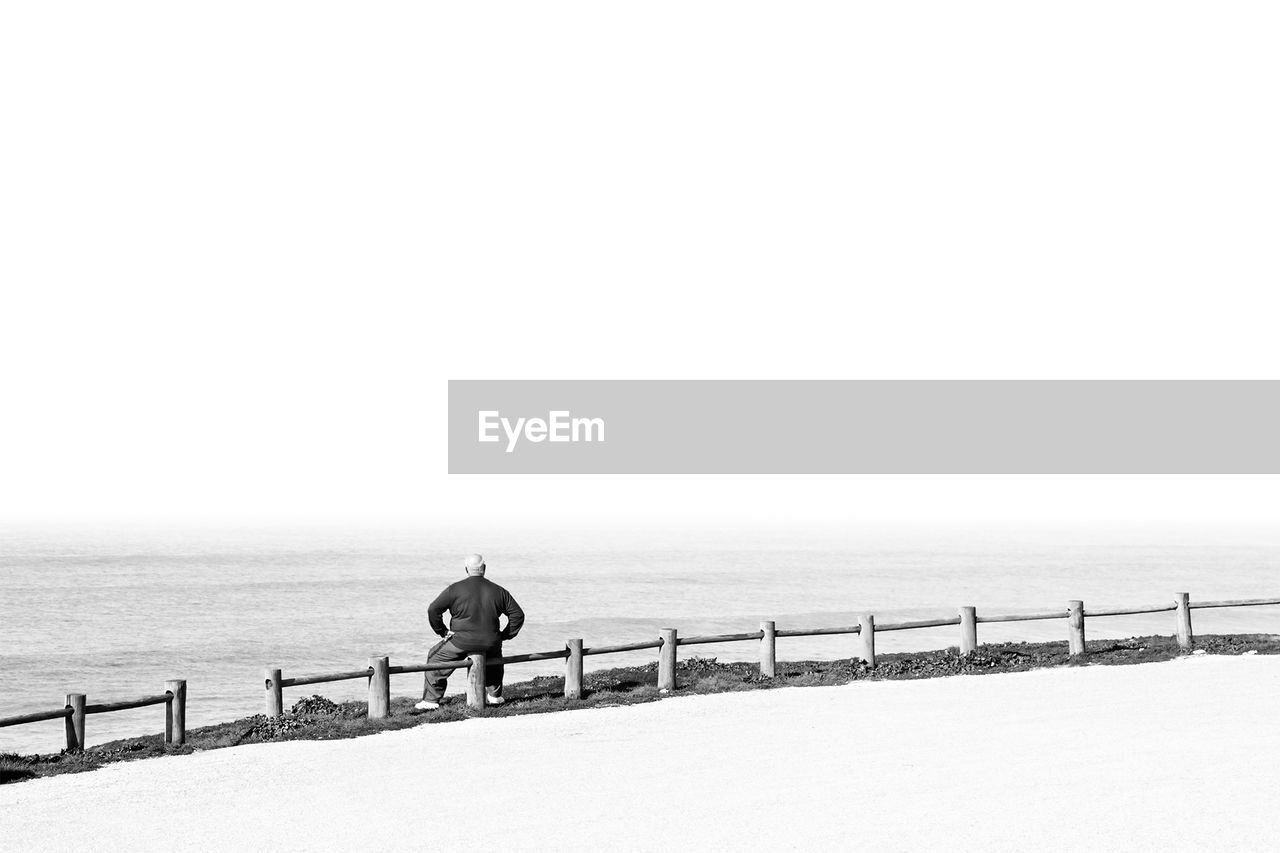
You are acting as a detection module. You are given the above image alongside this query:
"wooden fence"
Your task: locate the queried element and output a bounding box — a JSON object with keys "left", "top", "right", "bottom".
{"left": 262, "top": 592, "right": 1280, "bottom": 719}
{"left": 0, "top": 680, "right": 187, "bottom": 753}
{"left": 3, "top": 592, "right": 1275, "bottom": 752}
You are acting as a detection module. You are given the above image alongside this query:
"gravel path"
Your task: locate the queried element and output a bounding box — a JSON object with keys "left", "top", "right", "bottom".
{"left": 4, "top": 655, "right": 1278, "bottom": 851}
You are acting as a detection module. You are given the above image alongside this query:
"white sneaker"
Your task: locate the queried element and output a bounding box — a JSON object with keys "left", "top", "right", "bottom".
{"left": 414, "top": 700, "right": 440, "bottom": 711}
{"left": 485, "top": 692, "right": 505, "bottom": 706}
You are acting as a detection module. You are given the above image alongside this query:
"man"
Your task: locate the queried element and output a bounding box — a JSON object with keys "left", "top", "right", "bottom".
{"left": 415, "top": 553, "right": 525, "bottom": 710}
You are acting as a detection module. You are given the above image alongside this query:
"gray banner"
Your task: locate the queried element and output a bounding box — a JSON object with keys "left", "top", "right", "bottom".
{"left": 448, "top": 380, "right": 1280, "bottom": 474}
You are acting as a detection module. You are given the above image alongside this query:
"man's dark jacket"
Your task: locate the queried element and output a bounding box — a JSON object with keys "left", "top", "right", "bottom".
{"left": 428, "top": 575, "right": 525, "bottom": 651}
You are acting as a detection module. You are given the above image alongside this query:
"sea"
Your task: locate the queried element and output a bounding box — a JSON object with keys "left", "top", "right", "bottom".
{"left": 3, "top": 522, "right": 1279, "bottom": 755}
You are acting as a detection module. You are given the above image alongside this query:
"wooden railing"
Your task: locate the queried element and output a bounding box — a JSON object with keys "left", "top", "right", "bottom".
{"left": 0, "top": 680, "right": 188, "bottom": 752}
{"left": 262, "top": 592, "right": 1280, "bottom": 719}
{"left": 5, "top": 592, "right": 1274, "bottom": 753}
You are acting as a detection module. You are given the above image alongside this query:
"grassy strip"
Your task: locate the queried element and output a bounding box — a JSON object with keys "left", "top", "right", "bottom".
{"left": 4, "top": 632, "right": 1277, "bottom": 786}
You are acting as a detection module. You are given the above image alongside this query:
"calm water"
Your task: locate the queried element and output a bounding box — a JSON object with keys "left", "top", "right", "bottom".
{"left": 3, "top": 523, "right": 1279, "bottom": 754}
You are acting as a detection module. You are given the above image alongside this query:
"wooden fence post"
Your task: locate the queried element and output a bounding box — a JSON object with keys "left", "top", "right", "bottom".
{"left": 658, "top": 628, "right": 678, "bottom": 692}
{"left": 264, "top": 667, "right": 284, "bottom": 717}
{"left": 1068, "top": 600, "right": 1086, "bottom": 656}
{"left": 856, "top": 613, "right": 876, "bottom": 667}
{"left": 959, "top": 606, "right": 978, "bottom": 658}
{"left": 65, "top": 693, "right": 86, "bottom": 753}
{"left": 1175, "top": 592, "right": 1193, "bottom": 650}
{"left": 760, "top": 621, "right": 776, "bottom": 678}
{"left": 466, "top": 654, "right": 486, "bottom": 710}
{"left": 164, "top": 679, "right": 187, "bottom": 746}
{"left": 565, "top": 639, "right": 584, "bottom": 700}
{"left": 368, "top": 656, "right": 390, "bottom": 719}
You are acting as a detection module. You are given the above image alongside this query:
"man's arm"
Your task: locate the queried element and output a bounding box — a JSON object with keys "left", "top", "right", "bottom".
{"left": 427, "top": 589, "right": 451, "bottom": 638}
{"left": 501, "top": 590, "right": 525, "bottom": 640}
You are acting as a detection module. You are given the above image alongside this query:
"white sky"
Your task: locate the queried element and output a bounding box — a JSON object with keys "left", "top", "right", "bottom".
{"left": 3, "top": 3, "right": 1279, "bottom": 527}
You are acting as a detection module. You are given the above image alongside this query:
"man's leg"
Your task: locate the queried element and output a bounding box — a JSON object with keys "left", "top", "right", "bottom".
{"left": 422, "top": 638, "right": 467, "bottom": 702}
{"left": 484, "top": 642, "right": 504, "bottom": 698}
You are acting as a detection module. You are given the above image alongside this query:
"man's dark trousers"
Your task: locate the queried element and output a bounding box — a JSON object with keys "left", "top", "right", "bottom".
{"left": 422, "top": 636, "right": 503, "bottom": 702}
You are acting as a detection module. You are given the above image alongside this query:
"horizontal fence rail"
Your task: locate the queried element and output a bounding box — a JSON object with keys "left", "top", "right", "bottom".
{"left": 387, "top": 660, "right": 477, "bottom": 675}
{"left": 676, "top": 631, "right": 764, "bottom": 646}
{"left": 1084, "top": 604, "right": 1178, "bottom": 617}
{"left": 84, "top": 694, "right": 172, "bottom": 715}
{"left": 774, "top": 625, "right": 860, "bottom": 638}
{"left": 877, "top": 617, "right": 962, "bottom": 632}
{"left": 974, "top": 611, "right": 1065, "bottom": 623}
{"left": 0, "top": 707, "right": 73, "bottom": 728}
{"left": 0, "top": 680, "right": 187, "bottom": 753}
{"left": 1192, "top": 598, "right": 1280, "bottom": 609}
{"left": 494, "top": 649, "right": 572, "bottom": 664}
{"left": 583, "top": 639, "right": 664, "bottom": 656}
{"left": 256, "top": 593, "right": 1279, "bottom": 721}
{"left": 279, "top": 669, "right": 376, "bottom": 688}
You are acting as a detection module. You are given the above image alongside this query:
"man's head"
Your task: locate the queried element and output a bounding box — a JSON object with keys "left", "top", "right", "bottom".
{"left": 464, "top": 553, "right": 486, "bottom": 577}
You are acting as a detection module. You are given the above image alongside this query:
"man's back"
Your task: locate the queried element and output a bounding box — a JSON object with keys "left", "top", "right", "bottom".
{"left": 428, "top": 575, "right": 524, "bottom": 651}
